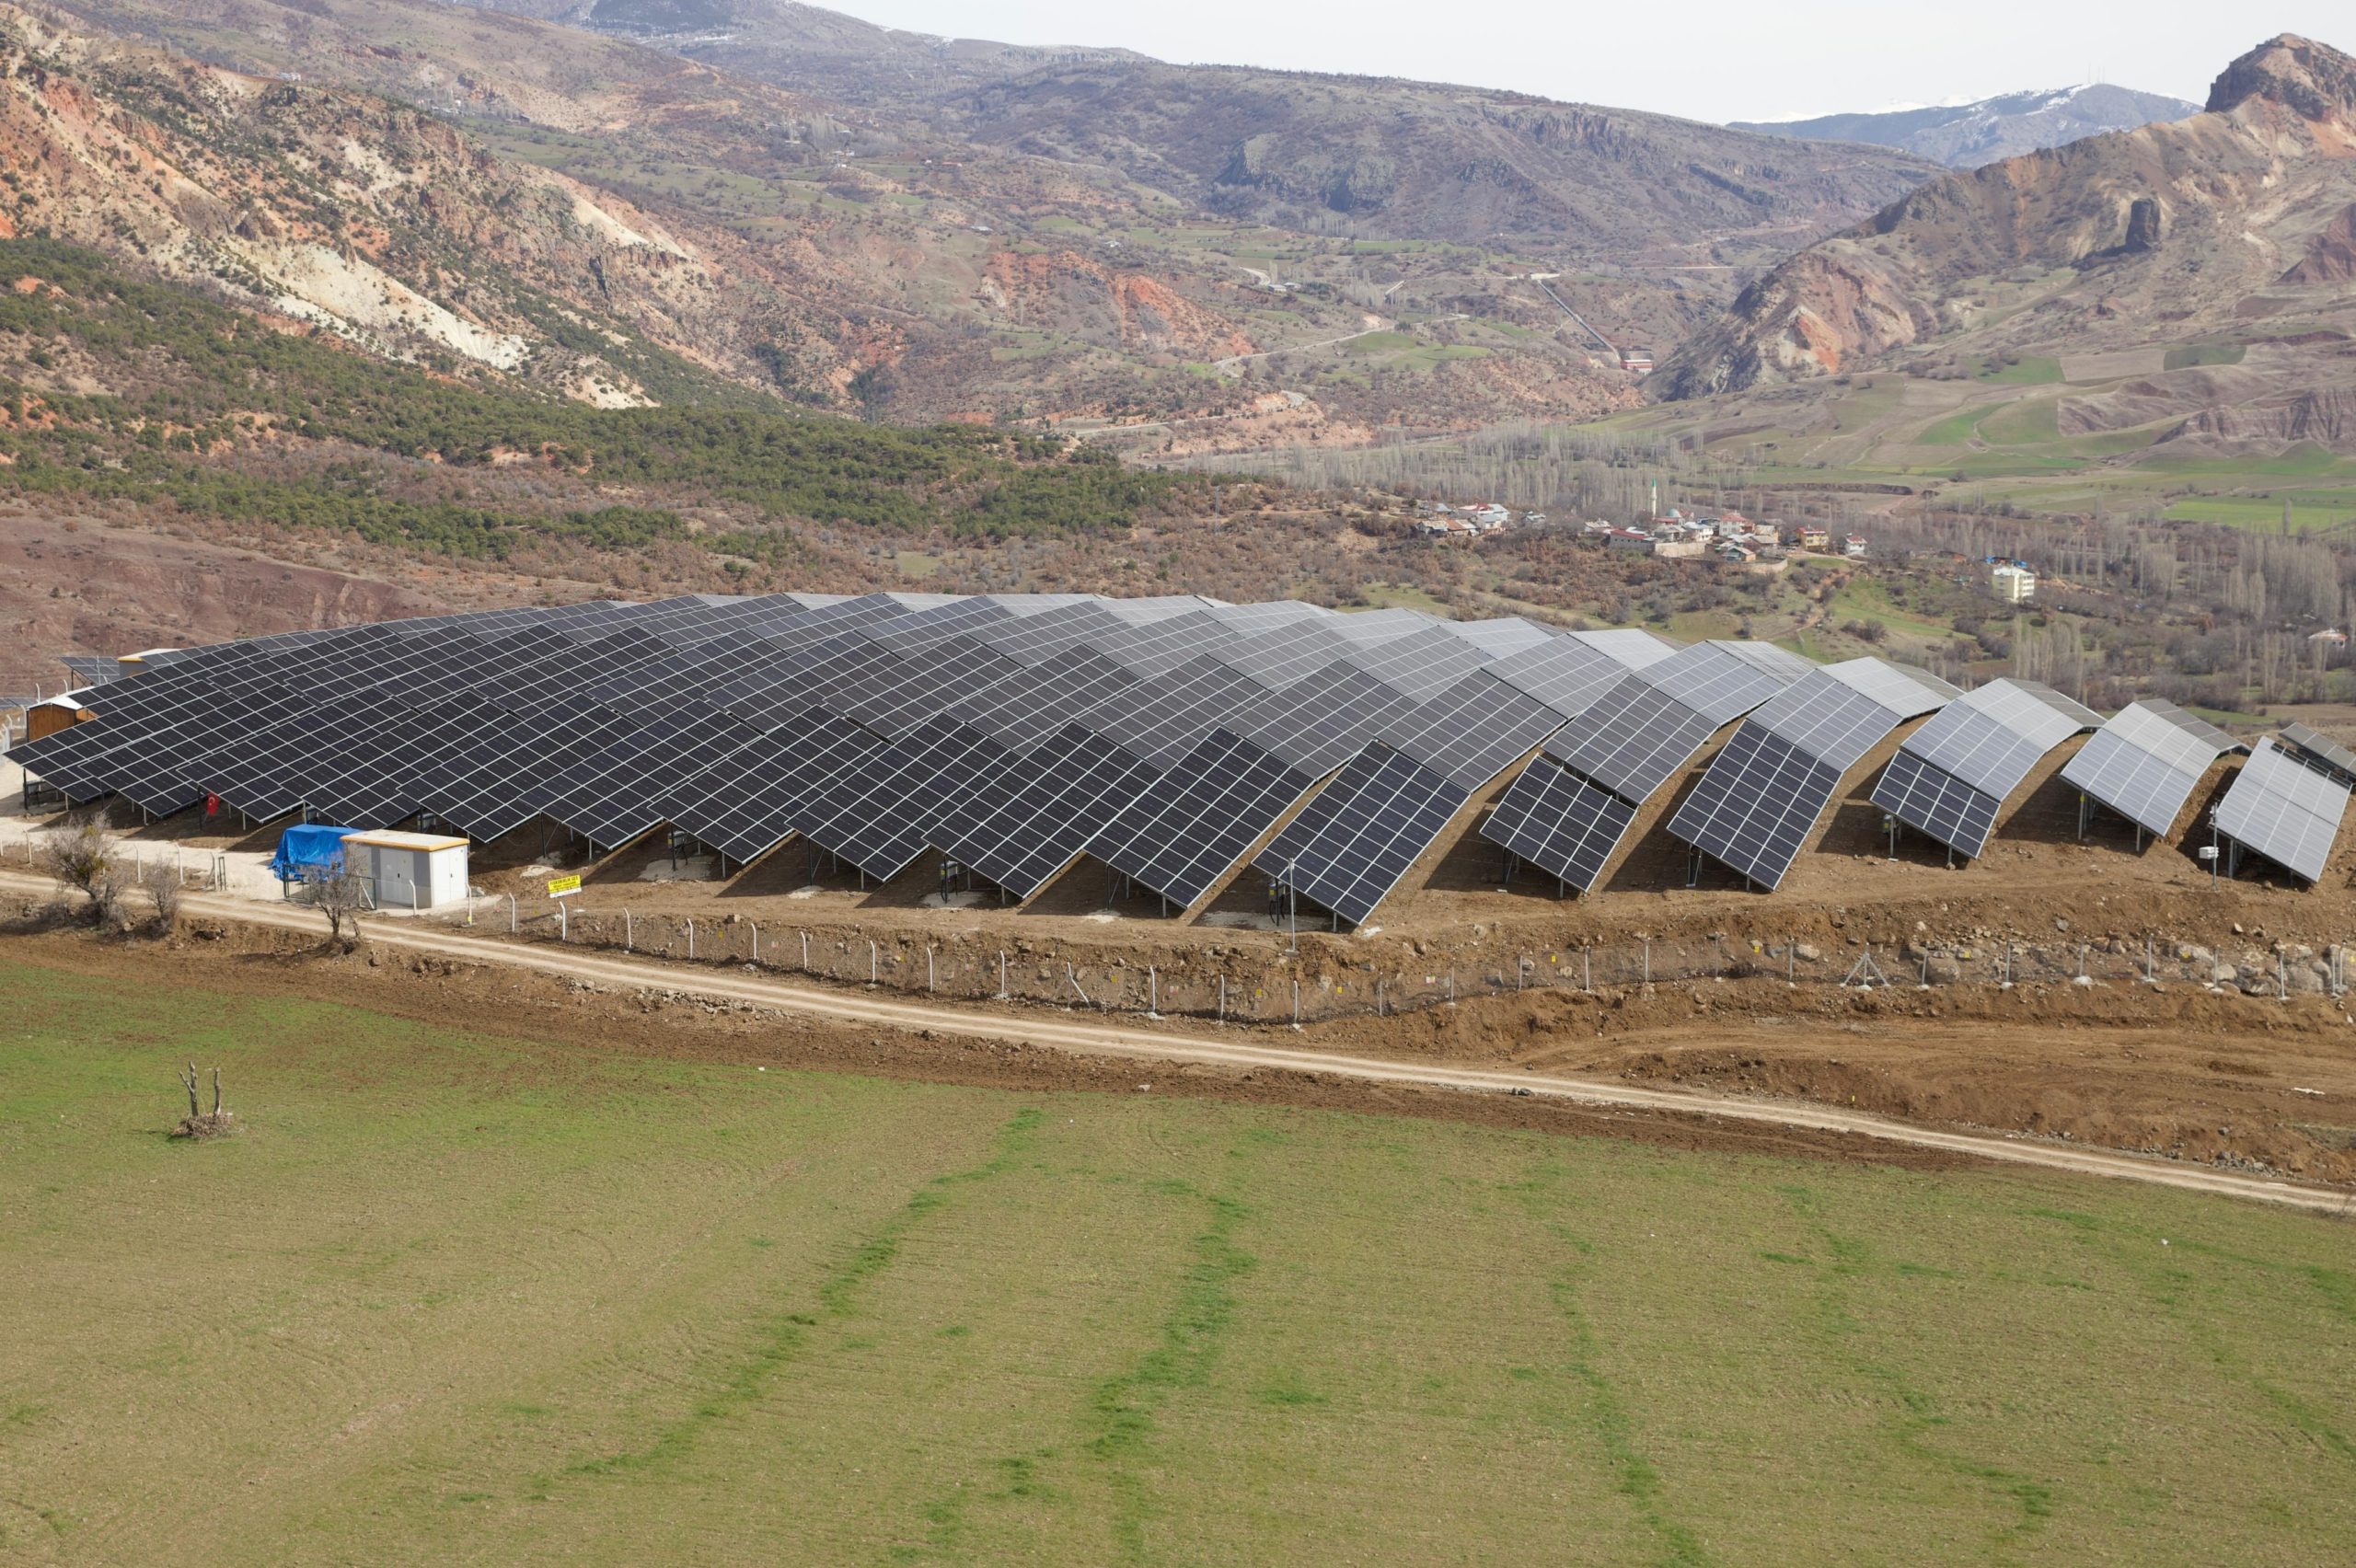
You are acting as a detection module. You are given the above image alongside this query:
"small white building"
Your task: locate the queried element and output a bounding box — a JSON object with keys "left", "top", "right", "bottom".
{"left": 1992, "top": 562, "right": 2037, "bottom": 604}
{"left": 1842, "top": 535, "right": 1869, "bottom": 559}
{"left": 342, "top": 831, "right": 470, "bottom": 911}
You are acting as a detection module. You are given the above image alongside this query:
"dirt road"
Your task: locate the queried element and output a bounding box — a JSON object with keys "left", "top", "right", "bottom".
{"left": 13, "top": 873, "right": 2343, "bottom": 1215}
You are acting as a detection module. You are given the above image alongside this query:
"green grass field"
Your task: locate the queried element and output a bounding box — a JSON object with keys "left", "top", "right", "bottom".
{"left": 3, "top": 957, "right": 2352, "bottom": 1564}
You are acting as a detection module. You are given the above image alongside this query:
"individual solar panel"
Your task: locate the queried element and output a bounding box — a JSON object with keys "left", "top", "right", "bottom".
{"left": 1868, "top": 679, "right": 2100, "bottom": 859}
{"left": 1664, "top": 723, "right": 1846, "bottom": 890}
{"left": 934, "top": 725, "right": 1163, "bottom": 898}
{"left": 974, "top": 600, "right": 1128, "bottom": 666}
{"left": 1546, "top": 682, "right": 1723, "bottom": 805}
{"left": 1342, "top": 625, "right": 1496, "bottom": 703}
{"left": 1440, "top": 617, "right": 1558, "bottom": 658}
{"left": 1238, "top": 663, "right": 1420, "bottom": 777}
{"left": 1253, "top": 749, "right": 1468, "bottom": 927}
{"left": 1899, "top": 680, "right": 2101, "bottom": 797}
{"left": 2281, "top": 721, "right": 2356, "bottom": 787}
{"left": 1566, "top": 627, "right": 1683, "bottom": 670}
{"left": 2214, "top": 737, "right": 2351, "bottom": 884}
{"left": 1384, "top": 672, "right": 1566, "bottom": 792}
{"left": 795, "top": 713, "right": 1011, "bottom": 881}
{"left": 1484, "top": 636, "right": 1646, "bottom": 721}
{"left": 1083, "top": 609, "right": 1241, "bottom": 678}
{"left": 1082, "top": 655, "right": 1266, "bottom": 769}
{"left": 1482, "top": 759, "right": 1638, "bottom": 894}
{"left": 1751, "top": 677, "right": 1912, "bottom": 774}
{"left": 546, "top": 707, "right": 768, "bottom": 851}
{"left": 666, "top": 710, "right": 891, "bottom": 866}
{"left": 953, "top": 646, "right": 1141, "bottom": 755}
{"left": 1091, "top": 730, "right": 1314, "bottom": 909}
{"left": 2061, "top": 700, "right": 2242, "bottom": 839}
{"left": 1213, "top": 621, "right": 1369, "bottom": 691}
{"left": 57, "top": 655, "right": 119, "bottom": 687}
{"left": 1872, "top": 748, "right": 2002, "bottom": 860}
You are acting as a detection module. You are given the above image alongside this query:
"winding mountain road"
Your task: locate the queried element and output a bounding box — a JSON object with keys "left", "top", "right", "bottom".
{"left": 8, "top": 871, "right": 2346, "bottom": 1215}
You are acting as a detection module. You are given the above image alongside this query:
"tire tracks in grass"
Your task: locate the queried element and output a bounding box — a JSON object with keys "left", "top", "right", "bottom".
{"left": 555, "top": 1104, "right": 1045, "bottom": 1487}
{"left": 1777, "top": 1184, "right": 2055, "bottom": 1554}
{"left": 1516, "top": 1157, "right": 1712, "bottom": 1568}
{"left": 2029, "top": 1207, "right": 2356, "bottom": 1468}
{"left": 897, "top": 1139, "right": 1263, "bottom": 1565}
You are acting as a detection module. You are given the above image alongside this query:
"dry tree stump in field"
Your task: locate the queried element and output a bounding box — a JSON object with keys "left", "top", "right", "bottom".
{"left": 172, "top": 1061, "right": 236, "bottom": 1140}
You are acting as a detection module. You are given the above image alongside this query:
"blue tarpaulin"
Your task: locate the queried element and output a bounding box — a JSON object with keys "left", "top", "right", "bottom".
{"left": 269, "top": 824, "right": 358, "bottom": 882}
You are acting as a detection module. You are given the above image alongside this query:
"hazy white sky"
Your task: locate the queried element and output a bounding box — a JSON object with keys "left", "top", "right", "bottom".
{"left": 828, "top": 1, "right": 2350, "bottom": 123}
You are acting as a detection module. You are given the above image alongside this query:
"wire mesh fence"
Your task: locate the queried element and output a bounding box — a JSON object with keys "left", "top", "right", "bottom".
{"left": 414, "top": 893, "right": 2356, "bottom": 1026}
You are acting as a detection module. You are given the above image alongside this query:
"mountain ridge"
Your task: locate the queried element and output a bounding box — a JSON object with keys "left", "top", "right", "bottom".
{"left": 1731, "top": 83, "right": 2199, "bottom": 168}
{"left": 1655, "top": 31, "right": 2356, "bottom": 458}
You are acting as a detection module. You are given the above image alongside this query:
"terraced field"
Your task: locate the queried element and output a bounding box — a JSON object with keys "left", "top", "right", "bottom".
{"left": 2, "top": 954, "right": 2351, "bottom": 1564}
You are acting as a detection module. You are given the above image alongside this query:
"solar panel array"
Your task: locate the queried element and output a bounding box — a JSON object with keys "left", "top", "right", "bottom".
{"left": 1478, "top": 640, "right": 1813, "bottom": 894}
{"left": 29, "top": 594, "right": 2199, "bottom": 915}
{"left": 1666, "top": 659, "right": 1959, "bottom": 890}
{"left": 2060, "top": 699, "right": 2245, "bottom": 839}
{"left": 2213, "top": 737, "right": 2351, "bottom": 884}
{"left": 1869, "top": 679, "right": 2102, "bottom": 859}
{"left": 15, "top": 591, "right": 1654, "bottom": 916}
{"left": 1250, "top": 645, "right": 1660, "bottom": 926}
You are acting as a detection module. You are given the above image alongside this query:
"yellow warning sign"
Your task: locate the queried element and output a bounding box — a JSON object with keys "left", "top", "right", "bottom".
{"left": 547, "top": 874, "right": 583, "bottom": 898}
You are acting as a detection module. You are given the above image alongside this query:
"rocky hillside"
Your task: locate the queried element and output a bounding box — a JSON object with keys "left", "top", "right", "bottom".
{"left": 1657, "top": 35, "right": 2356, "bottom": 450}
{"left": 458, "top": 0, "right": 1937, "bottom": 258}
{"left": 1733, "top": 84, "right": 2199, "bottom": 169}
{"left": 948, "top": 63, "right": 1939, "bottom": 256}
{"left": 0, "top": 1, "right": 865, "bottom": 405}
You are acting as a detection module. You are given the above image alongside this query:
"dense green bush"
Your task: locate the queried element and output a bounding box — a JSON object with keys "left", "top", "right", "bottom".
{"left": 0, "top": 240, "right": 1186, "bottom": 554}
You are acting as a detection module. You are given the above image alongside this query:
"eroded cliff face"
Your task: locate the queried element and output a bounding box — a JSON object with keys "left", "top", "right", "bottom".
{"left": 1657, "top": 34, "right": 2356, "bottom": 405}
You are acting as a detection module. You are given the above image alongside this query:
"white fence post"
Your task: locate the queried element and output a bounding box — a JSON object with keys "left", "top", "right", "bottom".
{"left": 869, "top": 940, "right": 878, "bottom": 984}
{"left": 625, "top": 908, "right": 632, "bottom": 951}
{"left": 998, "top": 950, "right": 1008, "bottom": 998}
{"left": 508, "top": 894, "right": 516, "bottom": 933}
{"left": 687, "top": 919, "right": 695, "bottom": 962}
{"left": 751, "top": 921, "right": 759, "bottom": 964}
{"left": 801, "top": 929, "right": 810, "bottom": 971}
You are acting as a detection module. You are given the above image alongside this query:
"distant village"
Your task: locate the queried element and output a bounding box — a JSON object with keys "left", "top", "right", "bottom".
{"left": 1413, "top": 501, "right": 1866, "bottom": 566}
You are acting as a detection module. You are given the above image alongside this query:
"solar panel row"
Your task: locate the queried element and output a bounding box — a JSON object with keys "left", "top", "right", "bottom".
{"left": 33, "top": 595, "right": 2250, "bottom": 920}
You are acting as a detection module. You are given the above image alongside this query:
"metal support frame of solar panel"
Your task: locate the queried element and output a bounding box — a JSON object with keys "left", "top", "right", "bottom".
{"left": 1666, "top": 663, "right": 1958, "bottom": 891}
{"left": 57, "top": 655, "right": 120, "bottom": 688}
{"left": 793, "top": 711, "right": 1014, "bottom": 881}
{"left": 2059, "top": 699, "right": 2244, "bottom": 840}
{"left": 1868, "top": 680, "right": 2102, "bottom": 859}
{"left": 1251, "top": 672, "right": 1571, "bottom": 926}
{"left": 2213, "top": 737, "right": 2352, "bottom": 884}
{"left": 664, "top": 709, "right": 893, "bottom": 868}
